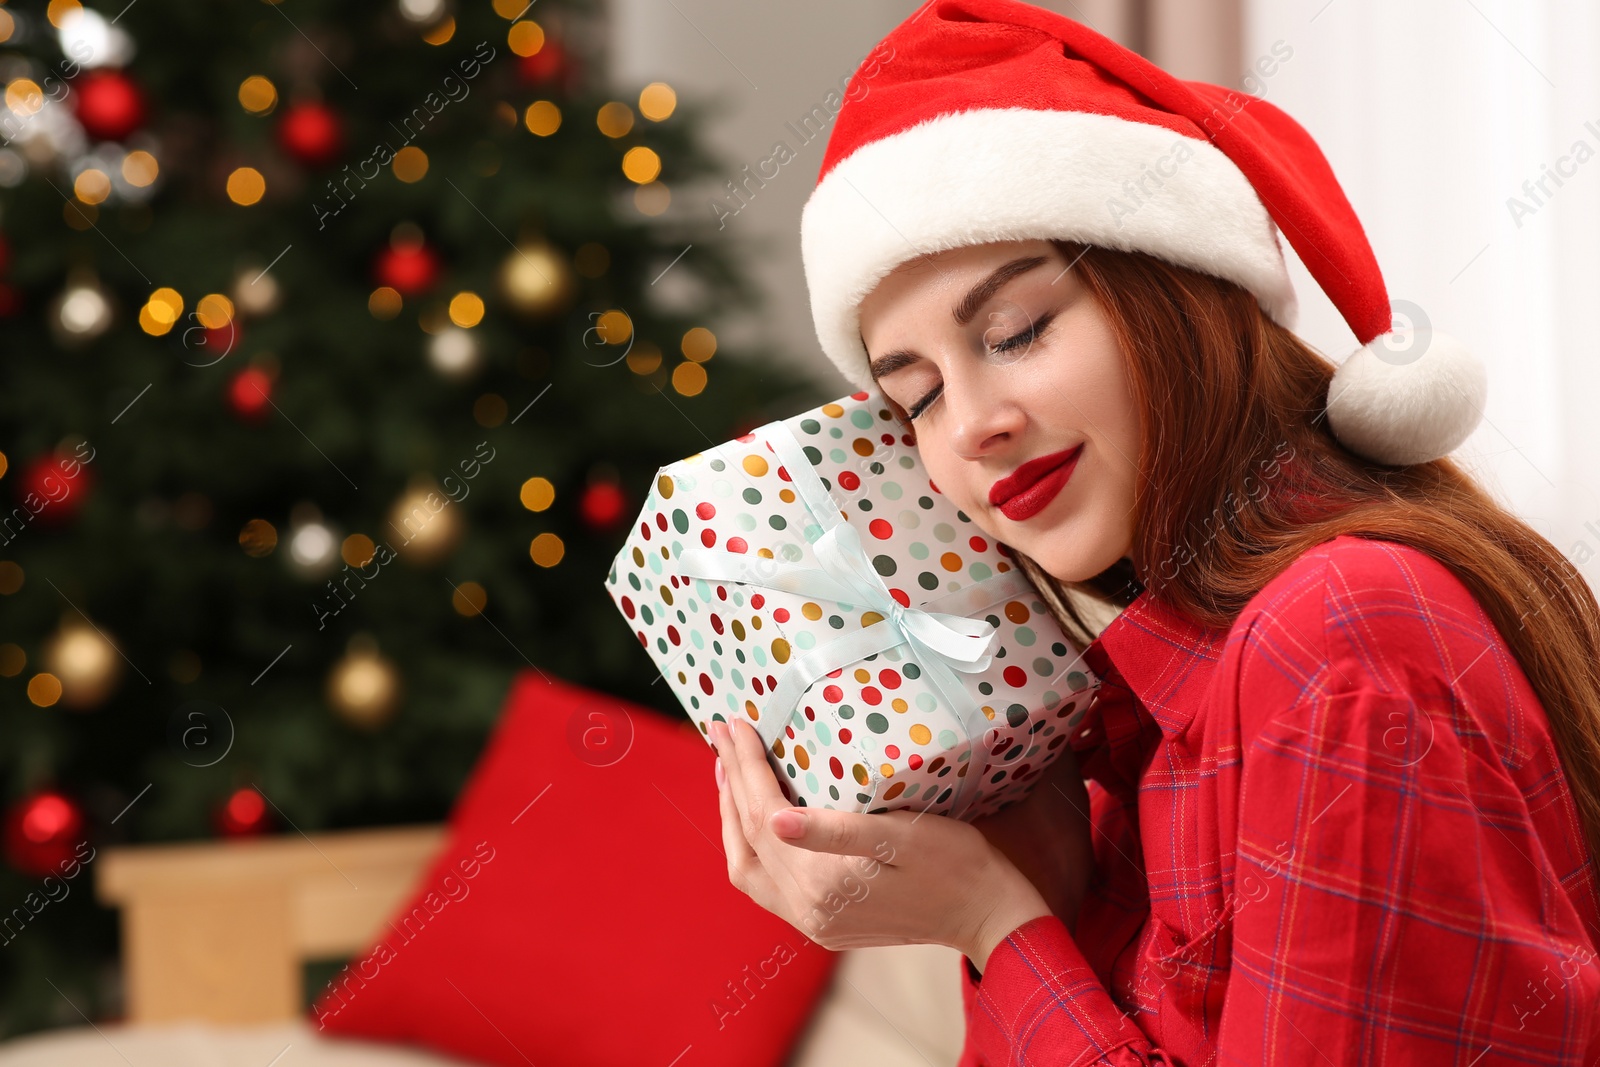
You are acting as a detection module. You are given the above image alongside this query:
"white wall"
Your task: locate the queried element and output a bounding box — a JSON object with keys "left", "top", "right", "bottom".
{"left": 1243, "top": 0, "right": 1600, "bottom": 582}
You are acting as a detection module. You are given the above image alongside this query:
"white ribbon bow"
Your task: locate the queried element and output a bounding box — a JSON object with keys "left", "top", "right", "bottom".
{"left": 672, "top": 417, "right": 1031, "bottom": 819}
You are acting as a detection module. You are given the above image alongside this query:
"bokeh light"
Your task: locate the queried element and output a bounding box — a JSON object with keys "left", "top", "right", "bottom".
{"left": 639, "top": 82, "right": 677, "bottom": 122}
{"left": 621, "top": 146, "right": 661, "bottom": 184}
{"left": 227, "top": 167, "right": 266, "bottom": 205}
{"left": 523, "top": 101, "right": 560, "bottom": 137}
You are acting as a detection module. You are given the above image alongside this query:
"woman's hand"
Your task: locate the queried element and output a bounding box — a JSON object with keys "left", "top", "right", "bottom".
{"left": 968, "top": 744, "right": 1096, "bottom": 931}
{"left": 710, "top": 718, "right": 1050, "bottom": 962}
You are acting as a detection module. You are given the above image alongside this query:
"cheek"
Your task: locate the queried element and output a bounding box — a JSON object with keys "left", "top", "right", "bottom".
{"left": 914, "top": 442, "right": 981, "bottom": 515}
{"left": 1027, "top": 333, "right": 1139, "bottom": 460}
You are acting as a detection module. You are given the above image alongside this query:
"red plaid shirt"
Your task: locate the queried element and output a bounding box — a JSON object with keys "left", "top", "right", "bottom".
{"left": 957, "top": 534, "right": 1600, "bottom": 1065}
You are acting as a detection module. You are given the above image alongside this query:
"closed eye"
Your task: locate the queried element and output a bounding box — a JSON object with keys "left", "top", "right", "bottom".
{"left": 990, "top": 311, "right": 1054, "bottom": 355}
{"left": 906, "top": 312, "right": 1056, "bottom": 420}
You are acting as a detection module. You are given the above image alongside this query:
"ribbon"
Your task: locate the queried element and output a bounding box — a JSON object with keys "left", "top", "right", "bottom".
{"left": 673, "top": 416, "right": 1034, "bottom": 821}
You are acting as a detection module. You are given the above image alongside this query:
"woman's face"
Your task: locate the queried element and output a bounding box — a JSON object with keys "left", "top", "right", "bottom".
{"left": 858, "top": 239, "right": 1140, "bottom": 583}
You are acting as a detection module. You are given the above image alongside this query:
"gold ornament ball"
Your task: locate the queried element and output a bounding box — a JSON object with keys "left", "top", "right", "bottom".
{"left": 498, "top": 242, "right": 574, "bottom": 318}
{"left": 327, "top": 645, "right": 402, "bottom": 729}
{"left": 388, "top": 480, "right": 464, "bottom": 565}
{"left": 43, "top": 621, "right": 122, "bottom": 709}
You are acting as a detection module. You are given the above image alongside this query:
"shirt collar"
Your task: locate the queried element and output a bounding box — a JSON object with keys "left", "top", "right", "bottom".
{"left": 1081, "top": 589, "right": 1232, "bottom": 739}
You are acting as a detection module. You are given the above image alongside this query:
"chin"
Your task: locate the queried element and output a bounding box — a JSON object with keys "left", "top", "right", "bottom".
{"left": 1027, "top": 545, "right": 1116, "bottom": 584}
{"left": 1003, "top": 510, "right": 1131, "bottom": 585}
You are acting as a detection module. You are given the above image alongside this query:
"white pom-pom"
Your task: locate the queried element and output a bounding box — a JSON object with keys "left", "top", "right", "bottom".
{"left": 1325, "top": 327, "right": 1487, "bottom": 466}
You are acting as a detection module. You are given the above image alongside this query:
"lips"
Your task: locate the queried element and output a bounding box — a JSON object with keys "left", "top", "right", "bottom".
{"left": 989, "top": 445, "right": 1083, "bottom": 505}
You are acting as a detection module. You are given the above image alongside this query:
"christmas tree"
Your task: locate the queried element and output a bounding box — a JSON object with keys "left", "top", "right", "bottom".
{"left": 0, "top": 0, "right": 824, "bottom": 1036}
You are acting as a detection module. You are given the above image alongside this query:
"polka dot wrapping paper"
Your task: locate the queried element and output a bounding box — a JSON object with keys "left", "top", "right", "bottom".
{"left": 603, "top": 387, "right": 1098, "bottom": 821}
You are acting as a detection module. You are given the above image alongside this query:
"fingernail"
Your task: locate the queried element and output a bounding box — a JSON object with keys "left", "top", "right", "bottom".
{"left": 715, "top": 757, "right": 725, "bottom": 789}
{"left": 771, "top": 810, "right": 805, "bottom": 839}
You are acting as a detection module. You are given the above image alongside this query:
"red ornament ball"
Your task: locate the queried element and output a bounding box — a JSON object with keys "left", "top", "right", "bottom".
{"left": 14, "top": 451, "right": 93, "bottom": 523}
{"left": 579, "top": 481, "right": 627, "bottom": 530}
{"left": 277, "top": 101, "right": 345, "bottom": 168}
{"left": 373, "top": 241, "right": 440, "bottom": 297}
{"left": 3, "top": 790, "right": 88, "bottom": 878}
{"left": 518, "top": 37, "right": 575, "bottom": 88}
{"left": 74, "top": 70, "right": 146, "bottom": 142}
{"left": 228, "top": 367, "right": 274, "bottom": 420}
{"left": 215, "top": 787, "right": 272, "bottom": 837}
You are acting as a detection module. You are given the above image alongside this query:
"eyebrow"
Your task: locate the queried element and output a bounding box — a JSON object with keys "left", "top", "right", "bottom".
{"left": 867, "top": 255, "right": 1050, "bottom": 381}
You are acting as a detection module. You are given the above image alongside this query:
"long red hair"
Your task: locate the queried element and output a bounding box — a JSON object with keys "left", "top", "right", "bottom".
{"left": 966, "top": 239, "right": 1600, "bottom": 875}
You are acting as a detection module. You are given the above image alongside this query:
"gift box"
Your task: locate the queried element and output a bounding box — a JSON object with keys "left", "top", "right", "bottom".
{"left": 603, "top": 386, "right": 1098, "bottom": 820}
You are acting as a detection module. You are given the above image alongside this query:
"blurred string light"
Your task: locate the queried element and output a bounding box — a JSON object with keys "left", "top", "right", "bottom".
{"left": 195, "top": 293, "right": 234, "bottom": 331}
{"left": 507, "top": 20, "right": 543, "bottom": 57}
{"left": 639, "top": 83, "right": 676, "bottom": 122}
{"left": 6, "top": 79, "right": 45, "bottom": 118}
{"left": 46, "top": 0, "right": 82, "bottom": 29}
{"left": 451, "top": 581, "right": 486, "bottom": 616}
{"left": 72, "top": 165, "right": 110, "bottom": 203}
{"left": 523, "top": 100, "right": 559, "bottom": 137}
{"left": 621, "top": 146, "right": 660, "bottom": 184}
{"left": 681, "top": 326, "right": 716, "bottom": 362}
{"left": 397, "top": 0, "right": 447, "bottom": 22}
{"left": 634, "top": 181, "right": 669, "bottom": 216}
{"left": 238, "top": 75, "right": 278, "bottom": 115}
{"left": 50, "top": 271, "right": 113, "bottom": 345}
{"left": 2, "top": 76, "right": 88, "bottom": 163}
{"left": 596, "top": 102, "right": 632, "bottom": 138}
{"left": 594, "top": 308, "right": 631, "bottom": 345}
{"left": 0, "top": 10, "right": 15, "bottom": 45}
{"left": 428, "top": 327, "right": 480, "bottom": 377}
{"left": 672, "top": 360, "right": 707, "bottom": 396}
{"left": 368, "top": 286, "right": 402, "bottom": 320}
{"left": 65, "top": 142, "right": 159, "bottom": 206}
{"left": 447, "top": 291, "right": 483, "bottom": 328}
{"left": 139, "top": 286, "right": 183, "bottom": 336}
{"left": 287, "top": 513, "right": 339, "bottom": 576}
{"left": 393, "top": 145, "right": 428, "bottom": 182}
{"left": 56, "top": 6, "right": 135, "bottom": 69}
{"left": 626, "top": 341, "right": 662, "bottom": 376}
{"left": 529, "top": 532, "right": 564, "bottom": 568}
{"left": 422, "top": 19, "right": 455, "bottom": 45}
{"left": 239, "top": 518, "right": 278, "bottom": 558}
{"left": 122, "top": 148, "right": 158, "bottom": 187}
{"left": 341, "top": 533, "right": 376, "bottom": 567}
{"left": 234, "top": 264, "right": 281, "bottom": 316}
{"left": 227, "top": 166, "right": 265, "bottom": 205}
{"left": 519, "top": 476, "right": 554, "bottom": 512}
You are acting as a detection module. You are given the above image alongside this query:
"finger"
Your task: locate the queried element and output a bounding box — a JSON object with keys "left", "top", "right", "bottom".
{"left": 769, "top": 805, "right": 908, "bottom": 862}
{"left": 709, "top": 720, "right": 749, "bottom": 826}
{"left": 715, "top": 718, "right": 772, "bottom": 840}
{"left": 723, "top": 717, "right": 788, "bottom": 810}
{"left": 715, "top": 753, "right": 759, "bottom": 870}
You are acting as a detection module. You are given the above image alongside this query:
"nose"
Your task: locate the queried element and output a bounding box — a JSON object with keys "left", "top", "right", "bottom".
{"left": 942, "top": 359, "right": 1025, "bottom": 460}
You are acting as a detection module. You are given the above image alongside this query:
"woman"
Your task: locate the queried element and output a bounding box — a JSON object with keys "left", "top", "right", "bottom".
{"left": 710, "top": 2, "right": 1600, "bottom": 1063}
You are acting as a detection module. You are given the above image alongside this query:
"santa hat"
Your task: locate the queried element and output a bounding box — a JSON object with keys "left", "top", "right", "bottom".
{"left": 799, "top": 0, "right": 1486, "bottom": 467}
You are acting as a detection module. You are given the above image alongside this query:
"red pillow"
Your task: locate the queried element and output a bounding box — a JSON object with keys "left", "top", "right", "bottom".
{"left": 311, "top": 669, "right": 840, "bottom": 1067}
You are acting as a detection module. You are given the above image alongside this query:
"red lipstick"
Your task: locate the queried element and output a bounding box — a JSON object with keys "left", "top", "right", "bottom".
{"left": 988, "top": 444, "right": 1083, "bottom": 521}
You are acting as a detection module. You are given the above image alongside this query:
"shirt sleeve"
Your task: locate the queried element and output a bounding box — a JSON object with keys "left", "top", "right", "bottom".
{"left": 956, "top": 912, "right": 1177, "bottom": 1067}
{"left": 1212, "top": 643, "right": 1600, "bottom": 1061}
{"left": 955, "top": 548, "right": 1600, "bottom": 1065}
{"left": 954, "top": 779, "right": 1175, "bottom": 1067}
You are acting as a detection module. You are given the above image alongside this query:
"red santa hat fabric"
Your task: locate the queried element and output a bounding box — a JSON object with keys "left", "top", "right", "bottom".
{"left": 799, "top": 0, "right": 1485, "bottom": 466}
